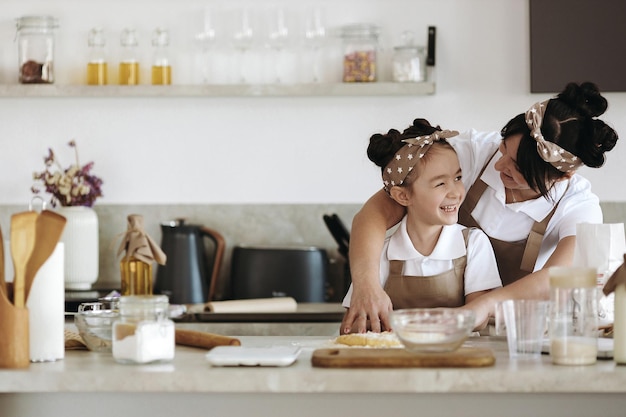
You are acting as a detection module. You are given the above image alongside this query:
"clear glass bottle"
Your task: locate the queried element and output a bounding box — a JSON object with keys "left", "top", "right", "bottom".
{"left": 112, "top": 295, "right": 174, "bottom": 364}
{"left": 15, "top": 15, "right": 58, "bottom": 84}
{"left": 86, "top": 28, "right": 107, "bottom": 85}
{"left": 340, "top": 23, "right": 380, "bottom": 82}
{"left": 392, "top": 31, "right": 426, "bottom": 82}
{"left": 119, "top": 28, "right": 140, "bottom": 85}
{"left": 118, "top": 214, "right": 163, "bottom": 296}
{"left": 549, "top": 267, "right": 599, "bottom": 365}
{"left": 120, "top": 256, "right": 153, "bottom": 296}
{"left": 151, "top": 28, "right": 172, "bottom": 85}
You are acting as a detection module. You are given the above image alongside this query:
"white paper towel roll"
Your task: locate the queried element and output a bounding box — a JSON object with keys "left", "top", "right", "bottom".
{"left": 26, "top": 243, "right": 65, "bottom": 362}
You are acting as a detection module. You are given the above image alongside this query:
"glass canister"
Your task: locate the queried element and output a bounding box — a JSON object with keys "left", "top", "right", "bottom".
{"left": 392, "top": 31, "right": 426, "bottom": 82}
{"left": 112, "top": 295, "right": 175, "bottom": 364}
{"left": 340, "top": 23, "right": 380, "bottom": 82}
{"left": 15, "top": 15, "right": 58, "bottom": 84}
{"left": 86, "top": 27, "right": 108, "bottom": 85}
{"left": 549, "top": 267, "right": 599, "bottom": 365}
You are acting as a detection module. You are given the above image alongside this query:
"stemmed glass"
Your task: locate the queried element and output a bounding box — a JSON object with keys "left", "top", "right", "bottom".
{"left": 232, "top": 7, "right": 255, "bottom": 83}
{"left": 266, "top": 7, "right": 290, "bottom": 83}
{"left": 304, "top": 7, "right": 326, "bottom": 83}
{"left": 195, "top": 7, "right": 217, "bottom": 84}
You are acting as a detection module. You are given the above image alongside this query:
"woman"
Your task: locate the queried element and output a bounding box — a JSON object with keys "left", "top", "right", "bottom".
{"left": 342, "top": 82, "right": 619, "bottom": 334}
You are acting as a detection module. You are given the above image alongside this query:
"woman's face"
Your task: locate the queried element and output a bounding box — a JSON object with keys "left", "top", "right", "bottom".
{"left": 494, "top": 134, "right": 531, "bottom": 191}
{"left": 404, "top": 147, "right": 465, "bottom": 226}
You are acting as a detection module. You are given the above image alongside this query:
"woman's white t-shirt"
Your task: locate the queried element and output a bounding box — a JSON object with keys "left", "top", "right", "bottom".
{"left": 449, "top": 129, "right": 602, "bottom": 271}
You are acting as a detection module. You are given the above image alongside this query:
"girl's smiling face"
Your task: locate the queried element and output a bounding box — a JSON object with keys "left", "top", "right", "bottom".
{"left": 399, "top": 145, "right": 465, "bottom": 227}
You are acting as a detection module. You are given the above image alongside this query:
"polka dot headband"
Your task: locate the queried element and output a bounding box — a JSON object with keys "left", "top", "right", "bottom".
{"left": 382, "top": 129, "right": 459, "bottom": 193}
{"left": 525, "top": 100, "right": 583, "bottom": 173}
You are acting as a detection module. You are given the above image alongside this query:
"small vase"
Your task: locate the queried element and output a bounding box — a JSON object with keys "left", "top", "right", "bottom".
{"left": 57, "top": 206, "right": 99, "bottom": 290}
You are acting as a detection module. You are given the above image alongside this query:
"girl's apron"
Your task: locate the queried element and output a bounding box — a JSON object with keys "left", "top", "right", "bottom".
{"left": 384, "top": 229, "right": 469, "bottom": 309}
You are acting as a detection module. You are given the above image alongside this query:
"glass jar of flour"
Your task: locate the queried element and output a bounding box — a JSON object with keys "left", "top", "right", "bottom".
{"left": 112, "top": 295, "right": 175, "bottom": 364}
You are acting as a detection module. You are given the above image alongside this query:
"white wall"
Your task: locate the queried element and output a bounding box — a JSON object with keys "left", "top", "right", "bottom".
{"left": 1, "top": 0, "right": 625, "bottom": 205}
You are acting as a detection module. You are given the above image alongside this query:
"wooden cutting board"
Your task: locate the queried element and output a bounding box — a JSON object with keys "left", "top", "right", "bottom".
{"left": 311, "top": 347, "right": 495, "bottom": 368}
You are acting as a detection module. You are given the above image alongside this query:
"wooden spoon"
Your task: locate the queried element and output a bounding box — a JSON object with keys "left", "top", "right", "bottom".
{"left": 10, "top": 211, "right": 38, "bottom": 308}
{"left": 24, "top": 210, "right": 67, "bottom": 303}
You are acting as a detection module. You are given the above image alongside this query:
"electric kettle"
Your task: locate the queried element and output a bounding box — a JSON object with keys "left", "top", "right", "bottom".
{"left": 154, "top": 219, "right": 225, "bottom": 304}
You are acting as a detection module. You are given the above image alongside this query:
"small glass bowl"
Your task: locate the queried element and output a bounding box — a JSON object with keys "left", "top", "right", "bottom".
{"left": 390, "top": 308, "right": 475, "bottom": 353}
{"left": 74, "top": 301, "right": 119, "bottom": 352}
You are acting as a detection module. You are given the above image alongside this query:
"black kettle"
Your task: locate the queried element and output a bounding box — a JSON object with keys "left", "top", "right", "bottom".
{"left": 154, "top": 219, "right": 225, "bottom": 304}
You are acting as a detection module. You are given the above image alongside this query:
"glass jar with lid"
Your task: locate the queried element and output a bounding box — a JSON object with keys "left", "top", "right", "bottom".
{"left": 112, "top": 295, "right": 175, "bottom": 364}
{"left": 340, "top": 23, "right": 380, "bottom": 82}
{"left": 15, "top": 15, "right": 58, "bottom": 84}
{"left": 392, "top": 31, "right": 426, "bottom": 82}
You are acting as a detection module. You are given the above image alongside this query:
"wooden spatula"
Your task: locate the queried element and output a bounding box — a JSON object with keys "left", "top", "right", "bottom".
{"left": 10, "top": 212, "right": 38, "bottom": 308}
{"left": 24, "top": 210, "right": 67, "bottom": 303}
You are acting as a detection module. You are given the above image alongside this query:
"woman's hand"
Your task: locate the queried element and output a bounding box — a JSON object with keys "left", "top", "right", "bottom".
{"left": 340, "top": 285, "right": 393, "bottom": 334}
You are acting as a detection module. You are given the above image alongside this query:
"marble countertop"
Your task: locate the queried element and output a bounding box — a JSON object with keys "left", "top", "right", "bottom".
{"left": 2, "top": 334, "right": 625, "bottom": 394}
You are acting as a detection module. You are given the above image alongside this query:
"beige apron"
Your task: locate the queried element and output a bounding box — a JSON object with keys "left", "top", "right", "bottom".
{"left": 384, "top": 229, "right": 469, "bottom": 309}
{"left": 458, "top": 178, "right": 559, "bottom": 286}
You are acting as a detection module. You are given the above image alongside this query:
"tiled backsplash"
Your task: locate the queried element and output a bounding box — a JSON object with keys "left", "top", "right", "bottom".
{"left": 1, "top": 202, "right": 625, "bottom": 302}
{"left": 0, "top": 203, "right": 359, "bottom": 302}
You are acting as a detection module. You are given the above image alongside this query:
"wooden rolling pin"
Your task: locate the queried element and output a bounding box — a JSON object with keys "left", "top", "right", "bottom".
{"left": 175, "top": 328, "right": 241, "bottom": 349}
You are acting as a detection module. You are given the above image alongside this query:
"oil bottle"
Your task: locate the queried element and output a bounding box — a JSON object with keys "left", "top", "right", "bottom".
{"left": 87, "top": 27, "right": 107, "bottom": 85}
{"left": 151, "top": 28, "right": 172, "bottom": 85}
{"left": 119, "top": 28, "right": 140, "bottom": 85}
{"left": 117, "top": 214, "right": 167, "bottom": 296}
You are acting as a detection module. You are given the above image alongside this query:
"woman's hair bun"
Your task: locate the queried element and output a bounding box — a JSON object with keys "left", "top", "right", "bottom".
{"left": 557, "top": 81, "right": 608, "bottom": 118}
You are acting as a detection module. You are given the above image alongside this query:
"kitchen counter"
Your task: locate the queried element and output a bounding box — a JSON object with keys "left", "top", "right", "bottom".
{"left": 1, "top": 333, "right": 626, "bottom": 417}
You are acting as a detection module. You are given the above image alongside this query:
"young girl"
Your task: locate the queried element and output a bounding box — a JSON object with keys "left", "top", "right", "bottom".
{"left": 341, "top": 119, "right": 501, "bottom": 331}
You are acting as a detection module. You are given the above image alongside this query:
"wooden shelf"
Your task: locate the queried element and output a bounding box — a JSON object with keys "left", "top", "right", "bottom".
{"left": 0, "top": 82, "right": 436, "bottom": 98}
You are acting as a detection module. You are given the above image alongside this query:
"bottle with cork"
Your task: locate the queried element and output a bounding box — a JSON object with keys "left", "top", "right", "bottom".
{"left": 117, "top": 214, "right": 167, "bottom": 296}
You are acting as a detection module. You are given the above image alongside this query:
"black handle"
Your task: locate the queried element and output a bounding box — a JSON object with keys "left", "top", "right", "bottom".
{"left": 427, "top": 26, "right": 436, "bottom": 67}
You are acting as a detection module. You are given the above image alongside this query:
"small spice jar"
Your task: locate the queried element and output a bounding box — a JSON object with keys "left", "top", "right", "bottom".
{"left": 15, "top": 15, "right": 58, "bottom": 84}
{"left": 112, "top": 295, "right": 175, "bottom": 364}
{"left": 549, "top": 267, "right": 599, "bottom": 365}
{"left": 340, "top": 23, "right": 380, "bottom": 82}
{"left": 392, "top": 31, "right": 426, "bottom": 82}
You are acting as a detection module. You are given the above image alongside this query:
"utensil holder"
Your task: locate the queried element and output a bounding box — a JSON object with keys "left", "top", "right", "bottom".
{"left": 0, "top": 290, "right": 30, "bottom": 368}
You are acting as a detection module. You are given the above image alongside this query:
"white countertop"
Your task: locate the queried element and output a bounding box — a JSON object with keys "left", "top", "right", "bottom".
{"left": 1, "top": 332, "right": 626, "bottom": 417}
{"left": 2, "top": 334, "right": 625, "bottom": 394}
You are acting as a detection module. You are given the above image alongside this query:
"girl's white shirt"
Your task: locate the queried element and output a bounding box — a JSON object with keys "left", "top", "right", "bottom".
{"left": 342, "top": 217, "right": 502, "bottom": 308}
